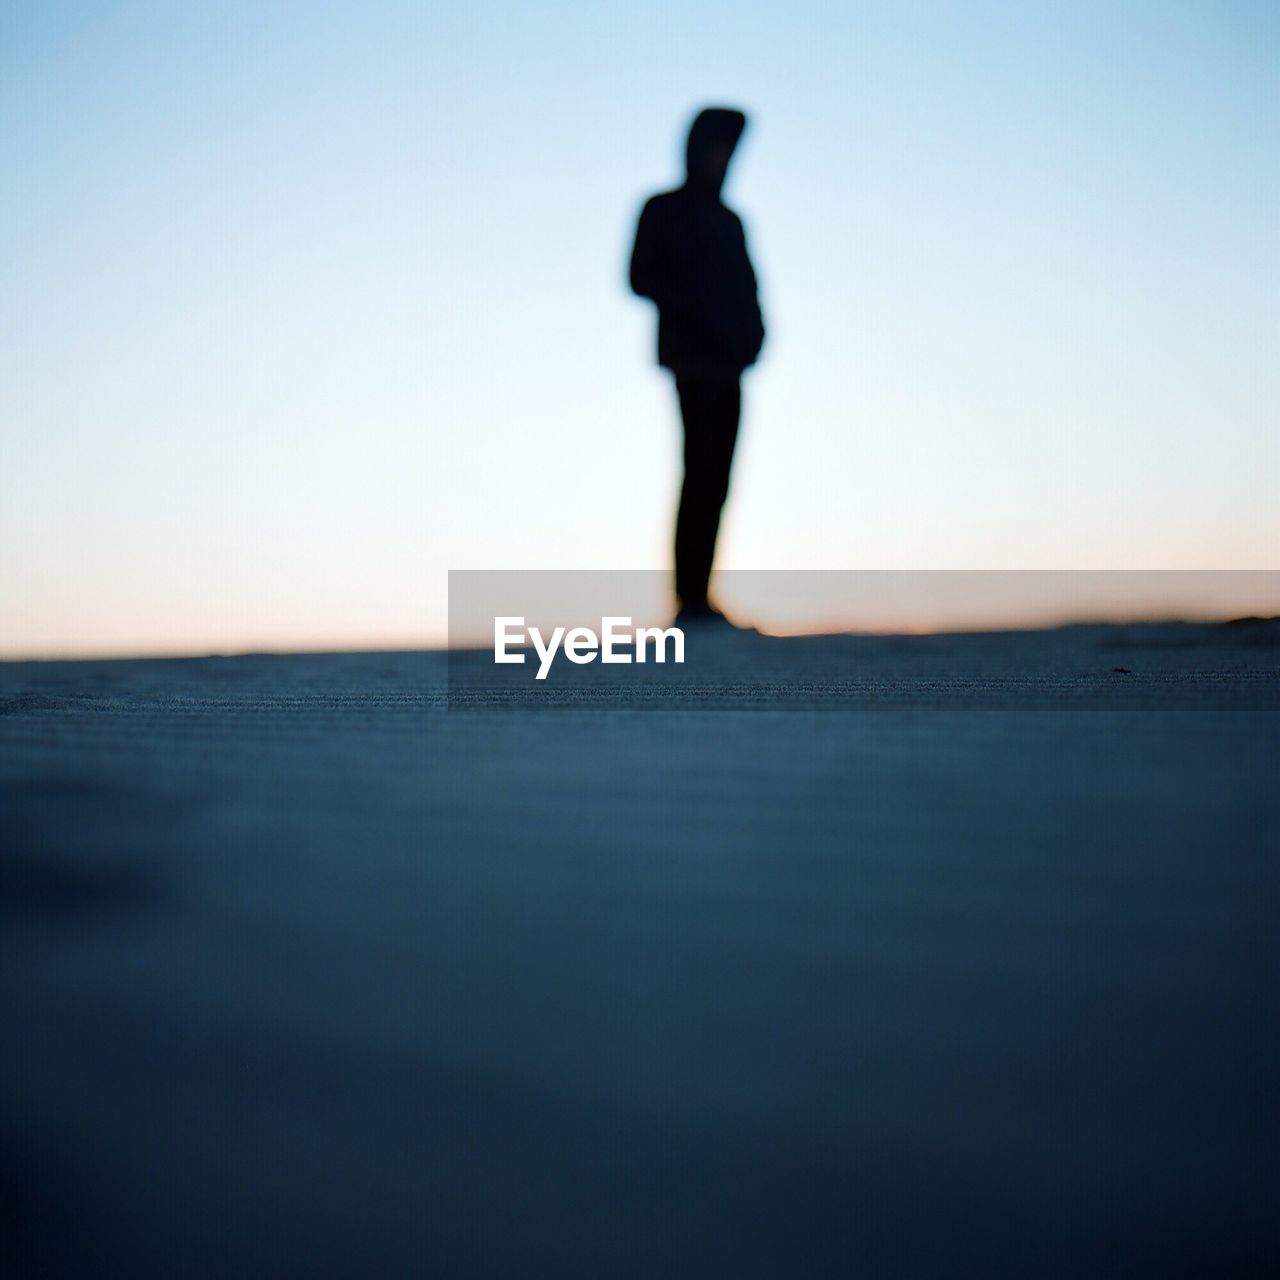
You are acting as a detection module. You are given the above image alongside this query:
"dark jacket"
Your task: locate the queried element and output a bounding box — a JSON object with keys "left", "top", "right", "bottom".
{"left": 629, "top": 107, "right": 765, "bottom": 380}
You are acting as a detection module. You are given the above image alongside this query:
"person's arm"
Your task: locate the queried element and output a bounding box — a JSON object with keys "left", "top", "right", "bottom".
{"left": 733, "top": 213, "right": 766, "bottom": 362}
{"left": 628, "top": 198, "right": 669, "bottom": 305}
{"left": 746, "top": 249, "right": 765, "bottom": 361}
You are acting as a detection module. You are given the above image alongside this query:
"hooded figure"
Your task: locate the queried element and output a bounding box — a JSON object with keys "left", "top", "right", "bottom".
{"left": 629, "top": 107, "right": 765, "bottom": 379}
{"left": 629, "top": 107, "right": 765, "bottom": 620}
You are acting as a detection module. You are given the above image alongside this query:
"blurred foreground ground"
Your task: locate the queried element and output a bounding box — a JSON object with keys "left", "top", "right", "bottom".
{"left": 2, "top": 622, "right": 1278, "bottom": 1277}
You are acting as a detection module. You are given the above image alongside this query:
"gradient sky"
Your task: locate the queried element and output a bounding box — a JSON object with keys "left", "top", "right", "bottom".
{"left": 3, "top": 0, "right": 1277, "bottom": 655}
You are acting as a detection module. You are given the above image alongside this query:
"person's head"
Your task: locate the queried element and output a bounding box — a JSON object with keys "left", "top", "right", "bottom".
{"left": 685, "top": 107, "right": 747, "bottom": 195}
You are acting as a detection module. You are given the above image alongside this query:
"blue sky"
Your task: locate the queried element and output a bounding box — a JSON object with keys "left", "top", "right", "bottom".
{"left": 2, "top": 1, "right": 1276, "bottom": 654}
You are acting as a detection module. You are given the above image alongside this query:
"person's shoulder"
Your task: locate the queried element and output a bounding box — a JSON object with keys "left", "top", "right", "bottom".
{"left": 642, "top": 188, "right": 685, "bottom": 214}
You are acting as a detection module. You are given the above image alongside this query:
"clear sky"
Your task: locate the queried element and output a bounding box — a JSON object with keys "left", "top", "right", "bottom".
{"left": 3, "top": 0, "right": 1277, "bottom": 656}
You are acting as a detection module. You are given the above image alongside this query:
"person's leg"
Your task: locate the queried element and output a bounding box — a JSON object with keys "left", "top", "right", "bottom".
{"left": 674, "top": 377, "right": 741, "bottom": 611}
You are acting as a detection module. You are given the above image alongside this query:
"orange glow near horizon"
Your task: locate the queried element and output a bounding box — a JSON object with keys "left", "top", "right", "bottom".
{"left": 2, "top": 571, "right": 1276, "bottom": 661}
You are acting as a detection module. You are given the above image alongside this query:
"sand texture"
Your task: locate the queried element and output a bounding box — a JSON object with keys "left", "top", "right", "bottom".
{"left": 2, "top": 622, "right": 1277, "bottom": 1277}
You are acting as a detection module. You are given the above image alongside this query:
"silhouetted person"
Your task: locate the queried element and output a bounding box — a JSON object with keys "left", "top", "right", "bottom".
{"left": 629, "top": 106, "right": 765, "bottom": 622}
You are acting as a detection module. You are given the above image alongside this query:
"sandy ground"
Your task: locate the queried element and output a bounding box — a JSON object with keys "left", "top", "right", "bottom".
{"left": 2, "top": 622, "right": 1277, "bottom": 1277}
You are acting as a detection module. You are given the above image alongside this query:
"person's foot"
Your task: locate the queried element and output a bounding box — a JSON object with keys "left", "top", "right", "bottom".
{"left": 674, "top": 600, "right": 735, "bottom": 628}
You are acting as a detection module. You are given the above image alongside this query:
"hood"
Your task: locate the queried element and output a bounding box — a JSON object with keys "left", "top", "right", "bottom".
{"left": 684, "top": 106, "right": 747, "bottom": 196}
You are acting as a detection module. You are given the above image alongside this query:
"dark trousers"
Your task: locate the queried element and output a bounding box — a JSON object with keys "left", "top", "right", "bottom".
{"left": 674, "top": 376, "right": 741, "bottom": 608}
